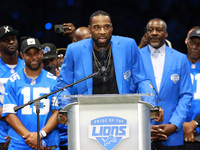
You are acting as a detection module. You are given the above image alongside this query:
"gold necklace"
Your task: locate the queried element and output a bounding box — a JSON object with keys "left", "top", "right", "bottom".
{"left": 93, "top": 47, "right": 112, "bottom": 70}
{"left": 24, "top": 69, "right": 38, "bottom": 85}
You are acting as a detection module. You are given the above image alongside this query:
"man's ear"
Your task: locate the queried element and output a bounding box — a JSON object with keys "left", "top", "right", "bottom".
{"left": 88, "top": 25, "right": 92, "bottom": 32}
{"left": 20, "top": 52, "right": 24, "bottom": 60}
{"left": 110, "top": 23, "right": 113, "bottom": 32}
{"left": 165, "top": 31, "right": 168, "bottom": 39}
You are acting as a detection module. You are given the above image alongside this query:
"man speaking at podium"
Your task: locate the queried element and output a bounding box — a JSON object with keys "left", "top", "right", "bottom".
{"left": 55, "top": 10, "right": 164, "bottom": 149}
{"left": 56, "top": 10, "right": 156, "bottom": 104}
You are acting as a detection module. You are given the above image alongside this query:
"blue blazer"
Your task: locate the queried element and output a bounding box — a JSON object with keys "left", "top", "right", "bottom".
{"left": 140, "top": 45, "right": 193, "bottom": 146}
{"left": 56, "top": 36, "right": 154, "bottom": 105}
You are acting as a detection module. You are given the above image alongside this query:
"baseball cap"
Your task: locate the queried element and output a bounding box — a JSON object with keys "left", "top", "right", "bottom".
{"left": 189, "top": 29, "right": 200, "bottom": 39}
{"left": 0, "top": 25, "right": 19, "bottom": 39}
{"left": 41, "top": 43, "right": 57, "bottom": 59}
{"left": 57, "top": 48, "right": 66, "bottom": 57}
{"left": 21, "top": 37, "right": 41, "bottom": 53}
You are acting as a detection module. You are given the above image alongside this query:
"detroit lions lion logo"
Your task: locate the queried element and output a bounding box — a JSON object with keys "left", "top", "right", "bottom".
{"left": 124, "top": 70, "right": 131, "bottom": 81}
{"left": 171, "top": 74, "right": 179, "bottom": 84}
{"left": 43, "top": 46, "right": 51, "bottom": 54}
{"left": 89, "top": 116, "right": 129, "bottom": 150}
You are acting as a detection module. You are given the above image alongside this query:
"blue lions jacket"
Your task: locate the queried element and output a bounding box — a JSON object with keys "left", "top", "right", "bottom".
{"left": 140, "top": 45, "right": 193, "bottom": 146}
{"left": 56, "top": 35, "right": 155, "bottom": 107}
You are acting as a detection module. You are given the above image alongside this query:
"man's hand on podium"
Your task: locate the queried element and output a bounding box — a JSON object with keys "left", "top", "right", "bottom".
{"left": 57, "top": 113, "right": 67, "bottom": 125}
{"left": 153, "top": 107, "right": 164, "bottom": 122}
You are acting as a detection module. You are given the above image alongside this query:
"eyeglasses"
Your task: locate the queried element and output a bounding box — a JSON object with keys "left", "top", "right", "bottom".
{"left": 92, "top": 24, "right": 112, "bottom": 31}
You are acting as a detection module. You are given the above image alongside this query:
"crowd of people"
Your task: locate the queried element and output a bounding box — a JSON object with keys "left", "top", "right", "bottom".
{"left": 0, "top": 10, "right": 199, "bottom": 150}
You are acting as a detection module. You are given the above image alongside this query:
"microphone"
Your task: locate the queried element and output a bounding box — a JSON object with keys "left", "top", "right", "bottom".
{"left": 149, "top": 83, "right": 162, "bottom": 120}
{"left": 149, "top": 83, "right": 162, "bottom": 107}
{"left": 99, "top": 47, "right": 107, "bottom": 82}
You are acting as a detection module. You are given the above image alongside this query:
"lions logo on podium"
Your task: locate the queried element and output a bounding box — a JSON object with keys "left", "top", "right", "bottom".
{"left": 89, "top": 116, "right": 129, "bottom": 150}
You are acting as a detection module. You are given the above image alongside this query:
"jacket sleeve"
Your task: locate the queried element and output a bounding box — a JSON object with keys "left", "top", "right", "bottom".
{"left": 130, "top": 40, "right": 155, "bottom": 106}
{"left": 54, "top": 45, "right": 74, "bottom": 109}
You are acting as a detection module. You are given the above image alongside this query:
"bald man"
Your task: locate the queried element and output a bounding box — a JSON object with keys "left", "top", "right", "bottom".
{"left": 72, "top": 27, "right": 91, "bottom": 42}
{"left": 140, "top": 18, "right": 192, "bottom": 149}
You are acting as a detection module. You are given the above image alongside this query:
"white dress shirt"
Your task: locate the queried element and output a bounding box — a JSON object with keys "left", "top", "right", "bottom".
{"left": 149, "top": 44, "right": 166, "bottom": 92}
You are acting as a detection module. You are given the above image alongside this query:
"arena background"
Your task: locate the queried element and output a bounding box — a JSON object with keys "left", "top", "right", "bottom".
{"left": 0, "top": 0, "right": 199, "bottom": 54}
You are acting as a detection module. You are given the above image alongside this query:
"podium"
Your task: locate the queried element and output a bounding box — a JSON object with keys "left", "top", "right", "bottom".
{"left": 61, "top": 94, "right": 154, "bottom": 150}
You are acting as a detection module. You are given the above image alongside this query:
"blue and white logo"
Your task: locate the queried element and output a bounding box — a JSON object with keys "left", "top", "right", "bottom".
{"left": 124, "top": 70, "right": 131, "bottom": 81}
{"left": 89, "top": 116, "right": 129, "bottom": 150}
{"left": 43, "top": 46, "right": 50, "bottom": 54}
{"left": 171, "top": 74, "right": 179, "bottom": 84}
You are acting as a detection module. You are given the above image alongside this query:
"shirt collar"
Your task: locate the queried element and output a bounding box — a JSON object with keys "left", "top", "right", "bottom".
{"left": 149, "top": 44, "right": 166, "bottom": 56}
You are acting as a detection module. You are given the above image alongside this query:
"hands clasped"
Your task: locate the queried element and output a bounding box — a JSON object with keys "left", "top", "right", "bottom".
{"left": 23, "top": 132, "right": 45, "bottom": 150}
{"left": 183, "top": 121, "right": 198, "bottom": 142}
{"left": 151, "top": 124, "right": 177, "bottom": 141}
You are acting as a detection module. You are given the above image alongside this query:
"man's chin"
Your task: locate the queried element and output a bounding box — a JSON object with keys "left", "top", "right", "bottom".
{"left": 150, "top": 43, "right": 160, "bottom": 49}
{"left": 3, "top": 50, "right": 17, "bottom": 55}
{"left": 190, "top": 56, "right": 200, "bottom": 60}
{"left": 98, "top": 41, "right": 110, "bottom": 48}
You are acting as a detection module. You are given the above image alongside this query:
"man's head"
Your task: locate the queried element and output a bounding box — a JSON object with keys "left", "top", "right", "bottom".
{"left": 146, "top": 18, "right": 168, "bottom": 49}
{"left": 187, "top": 29, "right": 200, "bottom": 62}
{"left": 57, "top": 48, "right": 66, "bottom": 67}
{"left": 41, "top": 43, "right": 58, "bottom": 69}
{"left": 185, "top": 26, "right": 200, "bottom": 45}
{"left": 0, "top": 25, "right": 19, "bottom": 55}
{"left": 21, "top": 37, "right": 43, "bottom": 71}
{"left": 89, "top": 10, "right": 113, "bottom": 51}
{"left": 73, "top": 27, "right": 91, "bottom": 42}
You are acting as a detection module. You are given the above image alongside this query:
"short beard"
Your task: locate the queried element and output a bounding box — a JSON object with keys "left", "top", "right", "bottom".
{"left": 92, "top": 37, "right": 111, "bottom": 49}
{"left": 26, "top": 62, "right": 42, "bottom": 71}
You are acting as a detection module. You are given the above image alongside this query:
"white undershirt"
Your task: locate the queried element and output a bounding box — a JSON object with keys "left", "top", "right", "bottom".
{"left": 6, "top": 64, "right": 17, "bottom": 69}
{"left": 149, "top": 44, "right": 166, "bottom": 92}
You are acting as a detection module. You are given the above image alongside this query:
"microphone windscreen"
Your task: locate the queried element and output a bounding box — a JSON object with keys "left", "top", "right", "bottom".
{"left": 99, "top": 47, "right": 106, "bottom": 56}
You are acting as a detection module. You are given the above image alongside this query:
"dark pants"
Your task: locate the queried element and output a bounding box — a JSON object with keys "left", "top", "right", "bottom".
{"left": 151, "top": 141, "right": 183, "bottom": 150}
{"left": 182, "top": 142, "right": 200, "bottom": 150}
{"left": 0, "top": 143, "right": 6, "bottom": 150}
{"left": 60, "top": 146, "right": 68, "bottom": 150}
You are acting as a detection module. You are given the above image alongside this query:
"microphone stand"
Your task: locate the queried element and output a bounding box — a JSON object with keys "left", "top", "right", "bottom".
{"left": 13, "top": 71, "right": 100, "bottom": 150}
{"left": 149, "top": 83, "right": 162, "bottom": 119}
{"left": 34, "top": 101, "right": 41, "bottom": 150}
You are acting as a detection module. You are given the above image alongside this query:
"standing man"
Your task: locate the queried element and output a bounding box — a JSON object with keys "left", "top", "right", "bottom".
{"left": 57, "top": 48, "right": 66, "bottom": 68}
{"left": 41, "top": 43, "right": 59, "bottom": 77}
{"left": 2, "top": 37, "right": 60, "bottom": 150}
{"left": 56, "top": 10, "right": 155, "bottom": 107}
{"left": 0, "top": 25, "right": 25, "bottom": 149}
{"left": 185, "top": 26, "right": 200, "bottom": 45}
{"left": 56, "top": 11, "right": 164, "bottom": 150}
{"left": 183, "top": 28, "right": 200, "bottom": 149}
{"left": 140, "top": 18, "right": 193, "bottom": 149}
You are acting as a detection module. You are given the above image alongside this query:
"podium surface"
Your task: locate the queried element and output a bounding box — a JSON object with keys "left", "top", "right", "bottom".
{"left": 62, "top": 94, "right": 154, "bottom": 150}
